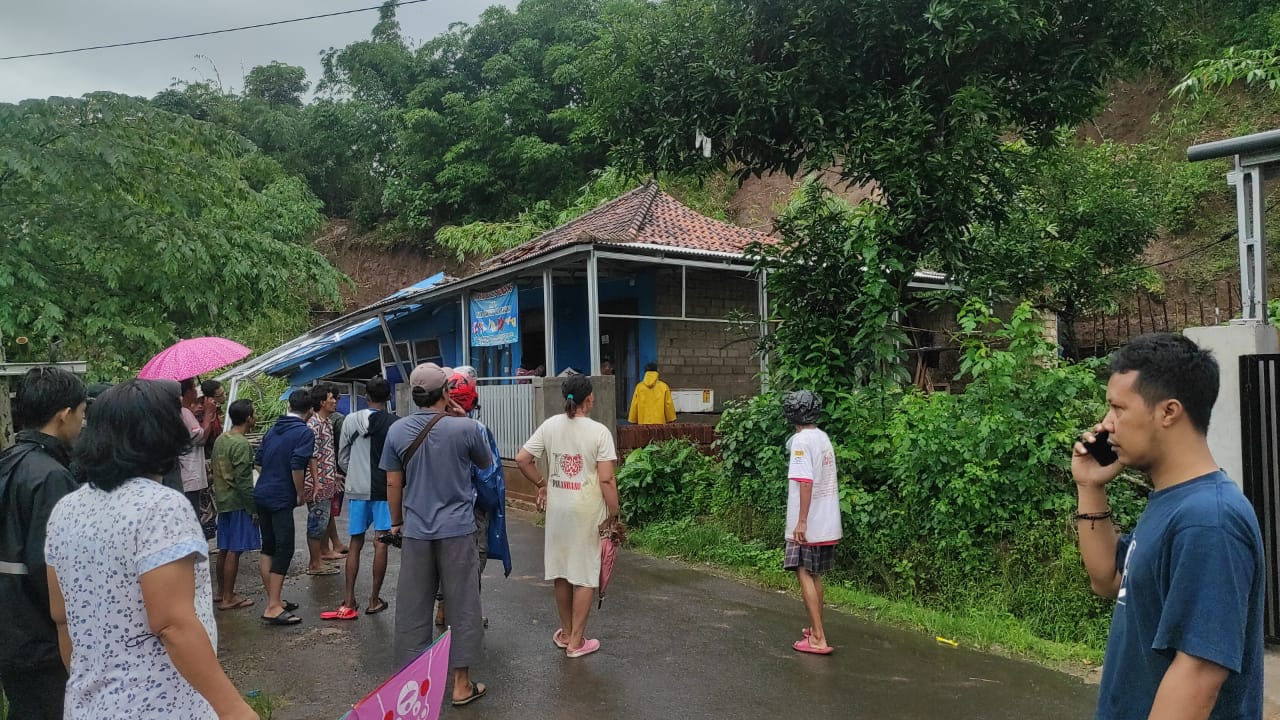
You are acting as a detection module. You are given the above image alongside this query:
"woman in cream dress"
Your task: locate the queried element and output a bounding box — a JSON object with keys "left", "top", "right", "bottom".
{"left": 516, "top": 374, "right": 619, "bottom": 659}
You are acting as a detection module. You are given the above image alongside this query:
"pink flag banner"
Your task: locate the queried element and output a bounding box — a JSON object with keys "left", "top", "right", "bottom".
{"left": 341, "top": 630, "right": 451, "bottom": 720}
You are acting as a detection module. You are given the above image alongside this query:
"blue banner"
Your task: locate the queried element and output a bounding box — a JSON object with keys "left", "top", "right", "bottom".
{"left": 470, "top": 284, "right": 519, "bottom": 347}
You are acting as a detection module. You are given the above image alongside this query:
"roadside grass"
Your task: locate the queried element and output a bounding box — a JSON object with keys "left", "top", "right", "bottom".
{"left": 628, "top": 517, "right": 1104, "bottom": 670}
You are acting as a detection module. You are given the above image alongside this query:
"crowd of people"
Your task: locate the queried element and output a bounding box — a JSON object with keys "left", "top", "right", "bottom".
{"left": 0, "top": 331, "right": 1270, "bottom": 719}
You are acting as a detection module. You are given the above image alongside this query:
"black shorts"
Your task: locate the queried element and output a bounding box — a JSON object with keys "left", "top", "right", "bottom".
{"left": 783, "top": 541, "right": 836, "bottom": 575}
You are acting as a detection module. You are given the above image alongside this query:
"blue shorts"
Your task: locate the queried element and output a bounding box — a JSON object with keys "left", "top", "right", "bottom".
{"left": 349, "top": 499, "right": 392, "bottom": 536}
{"left": 216, "top": 510, "right": 261, "bottom": 553}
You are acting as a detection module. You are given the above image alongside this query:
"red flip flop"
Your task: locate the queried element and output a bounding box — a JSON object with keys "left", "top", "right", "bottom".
{"left": 793, "top": 637, "right": 834, "bottom": 655}
{"left": 321, "top": 605, "right": 359, "bottom": 621}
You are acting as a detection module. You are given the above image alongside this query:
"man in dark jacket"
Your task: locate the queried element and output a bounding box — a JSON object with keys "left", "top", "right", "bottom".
{"left": 253, "top": 389, "right": 314, "bottom": 625}
{"left": 0, "top": 367, "right": 86, "bottom": 718}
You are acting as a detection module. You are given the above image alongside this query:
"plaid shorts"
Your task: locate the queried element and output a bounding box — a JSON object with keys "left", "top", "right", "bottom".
{"left": 783, "top": 541, "right": 837, "bottom": 575}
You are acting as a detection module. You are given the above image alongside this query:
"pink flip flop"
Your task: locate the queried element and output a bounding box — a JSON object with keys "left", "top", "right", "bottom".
{"left": 793, "top": 637, "right": 834, "bottom": 655}
{"left": 553, "top": 629, "right": 569, "bottom": 649}
{"left": 320, "top": 605, "right": 359, "bottom": 621}
{"left": 566, "top": 637, "right": 601, "bottom": 658}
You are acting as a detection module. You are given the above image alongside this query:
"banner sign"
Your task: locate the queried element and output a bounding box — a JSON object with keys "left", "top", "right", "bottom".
{"left": 470, "top": 284, "right": 519, "bottom": 347}
{"left": 341, "top": 629, "right": 451, "bottom": 720}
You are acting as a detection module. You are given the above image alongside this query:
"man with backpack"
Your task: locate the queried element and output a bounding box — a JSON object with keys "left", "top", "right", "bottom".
{"left": 327, "top": 377, "right": 397, "bottom": 620}
{"left": 0, "top": 367, "right": 86, "bottom": 717}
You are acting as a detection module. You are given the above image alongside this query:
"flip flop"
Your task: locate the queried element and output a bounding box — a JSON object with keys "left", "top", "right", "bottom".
{"left": 451, "top": 681, "right": 486, "bottom": 707}
{"left": 792, "top": 637, "right": 834, "bottom": 655}
{"left": 217, "top": 598, "right": 255, "bottom": 611}
{"left": 321, "top": 605, "right": 359, "bottom": 621}
{"left": 566, "top": 637, "right": 600, "bottom": 658}
{"left": 262, "top": 611, "right": 301, "bottom": 625}
{"left": 306, "top": 566, "right": 340, "bottom": 576}
{"left": 365, "top": 600, "right": 389, "bottom": 615}
{"left": 552, "top": 629, "right": 569, "bottom": 649}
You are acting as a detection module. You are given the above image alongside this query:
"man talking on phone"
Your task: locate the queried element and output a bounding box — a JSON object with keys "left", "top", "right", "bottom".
{"left": 1074, "top": 333, "right": 1262, "bottom": 720}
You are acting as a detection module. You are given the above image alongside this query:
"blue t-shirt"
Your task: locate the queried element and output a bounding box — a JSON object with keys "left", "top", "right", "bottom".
{"left": 379, "top": 410, "right": 491, "bottom": 541}
{"left": 1096, "top": 471, "right": 1263, "bottom": 720}
{"left": 253, "top": 415, "right": 314, "bottom": 512}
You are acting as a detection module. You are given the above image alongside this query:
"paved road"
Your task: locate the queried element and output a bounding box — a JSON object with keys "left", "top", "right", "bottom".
{"left": 216, "top": 510, "right": 1098, "bottom": 719}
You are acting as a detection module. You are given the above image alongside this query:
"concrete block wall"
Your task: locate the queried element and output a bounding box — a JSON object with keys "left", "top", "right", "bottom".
{"left": 652, "top": 268, "right": 762, "bottom": 411}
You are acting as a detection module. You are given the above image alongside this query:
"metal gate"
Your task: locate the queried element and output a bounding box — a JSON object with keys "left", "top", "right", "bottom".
{"left": 1240, "top": 354, "right": 1280, "bottom": 642}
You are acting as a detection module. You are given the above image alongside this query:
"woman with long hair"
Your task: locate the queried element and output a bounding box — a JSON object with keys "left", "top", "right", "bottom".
{"left": 45, "top": 379, "right": 257, "bottom": 719}
{"left": 515, "top": 374, "right": 620, "bottom": 658}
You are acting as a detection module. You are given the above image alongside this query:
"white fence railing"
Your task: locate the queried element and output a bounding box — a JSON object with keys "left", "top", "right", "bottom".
{"left": 475, "top": 380, "right": 536, "bottom": 459}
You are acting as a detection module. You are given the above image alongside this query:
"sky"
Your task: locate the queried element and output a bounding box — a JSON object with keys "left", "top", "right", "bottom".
{"left": 0, "top": 0, "right": 517, "bottom": 103}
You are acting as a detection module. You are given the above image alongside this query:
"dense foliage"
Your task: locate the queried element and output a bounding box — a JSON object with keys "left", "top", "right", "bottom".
{"left": 613, "top": 303, "right": 1149, "bottom": 649}
{"left": 616, "top": 439, "right": 718, "bottom": 525}
{"left": 0, "top": 94, "right": 344, "bottom": 374}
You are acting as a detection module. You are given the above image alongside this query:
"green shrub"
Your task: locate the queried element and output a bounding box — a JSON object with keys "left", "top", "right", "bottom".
{"left": 616, "top": 439, "right": 719, "bottom": 525}
{"left": 673, "top": 301, "right": 1151, "bottom": 651}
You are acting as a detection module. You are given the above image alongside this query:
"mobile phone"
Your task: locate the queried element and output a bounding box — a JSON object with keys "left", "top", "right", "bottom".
{"left": 1084, "top": 431, "right": 1119, "bottom": 467}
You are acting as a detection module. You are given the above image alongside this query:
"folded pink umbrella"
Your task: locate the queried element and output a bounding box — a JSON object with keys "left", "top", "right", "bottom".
{"left": 137, "top": 337, "right": 251, "bottom": 380}
{"left": 599, "top": 524, "right": 625, "bottom": 609}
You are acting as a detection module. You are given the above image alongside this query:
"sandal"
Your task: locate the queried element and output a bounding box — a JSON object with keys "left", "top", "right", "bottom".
{"left": 566, "top": 637, "right": 600, "bottom": 658}
{"left": 366, "top": 599, "right": 389, "bottom": 615}
{"left": 262, "top": 611, "right": 301, "bottom": 626}
{"left": 321, "top": 605, "right": 359, "bottom": 621}
{"left": 283, "top": 600, "right": 299, "bottom": 612}
{"left": 306, "top": 565, "right": 340, "bottom": 576}
{"left": 451, "top": 681, "right": 486, "bottom": 706}
{"left": 552, "top": 629, "right": 569, "bottom": 649}
{"left": 217, "top": 597, "right": 255, "bottom": 611}
{"left": 792, "top": 637, "right": 834, "bottom": 655}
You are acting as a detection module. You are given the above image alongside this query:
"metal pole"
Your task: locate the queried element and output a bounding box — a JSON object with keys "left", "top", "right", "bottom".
{"left": 460, "top": 290, "right": 471, "bottom": 367}
{"left": 587, "top": 251, "right": 601, "bottom": 375}
{"left": 1230, "top": 161, "right": 1268, "bottom": 322}
{"left": 681, "top": 265, "right": 687, "bottom": 320}
{"left": 758, "top": 269, "right": 770, "bottom": 393}
{"left": 543, "top": 267, "right": 556, "bottom": 375}
{"left": 378, "top": 312, "right": 412, "bottom": 380}
{"left": 224, "top": 376, "right": 241, "bottom": 431}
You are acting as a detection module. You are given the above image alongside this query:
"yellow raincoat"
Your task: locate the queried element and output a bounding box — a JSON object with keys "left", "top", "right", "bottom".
{"left": 628, "top": 370, "right": 677, "bottom": 424}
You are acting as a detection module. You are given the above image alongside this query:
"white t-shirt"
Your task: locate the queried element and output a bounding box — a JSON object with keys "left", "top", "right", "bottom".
{"left": 784, "top": 428, "right": 842, "bottom": 544}
{"left": 46, "top": 478, "right": 217, "bottom": 720}
{"left": 179, "top": 407, "right": 208, "bottom": 492}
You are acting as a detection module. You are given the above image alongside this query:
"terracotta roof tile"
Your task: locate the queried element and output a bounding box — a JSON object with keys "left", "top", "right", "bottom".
{"left": 481, "top": 182, "right": 774, "bottom": 269}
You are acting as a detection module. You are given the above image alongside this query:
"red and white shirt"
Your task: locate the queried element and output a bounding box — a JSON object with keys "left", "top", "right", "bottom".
{"left": 785, "top": 428, "right": 842, "bottom": 544}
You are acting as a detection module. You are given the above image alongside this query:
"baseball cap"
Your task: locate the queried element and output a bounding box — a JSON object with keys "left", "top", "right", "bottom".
{"left": 446, "top": 372, "right": 479, "bottom": 413}
{"left": 409, "top": 362, "right": 449, "bottom": 392}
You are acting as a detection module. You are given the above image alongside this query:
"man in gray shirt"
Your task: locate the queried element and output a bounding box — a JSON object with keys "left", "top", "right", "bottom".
{"left": 381, "top": 362, "right": 492, "bottom": 707}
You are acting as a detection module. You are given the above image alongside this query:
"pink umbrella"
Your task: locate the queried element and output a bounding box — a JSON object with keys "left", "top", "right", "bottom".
{"left": 343, "top": 629, "right": 451, "bottom": 720}
{"left": 137, "top": 337, "right": 251, "bottom": 380}
{"left": 598, "top": 523, "right": 625, "bottom": 609}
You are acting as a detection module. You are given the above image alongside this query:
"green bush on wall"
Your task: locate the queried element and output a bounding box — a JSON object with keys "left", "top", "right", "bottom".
{"left": 616, "top": 439, "right": 719, "bottom": 525}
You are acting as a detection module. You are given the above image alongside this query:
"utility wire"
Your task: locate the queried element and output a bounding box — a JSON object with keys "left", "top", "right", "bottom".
{"left": 0, "top": 0, "right": 433, "bottom": 61}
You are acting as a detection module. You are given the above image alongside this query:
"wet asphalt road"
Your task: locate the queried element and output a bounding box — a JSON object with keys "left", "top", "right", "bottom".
{"left": 215, "top": 509, "right": 1097, "bottom": 719}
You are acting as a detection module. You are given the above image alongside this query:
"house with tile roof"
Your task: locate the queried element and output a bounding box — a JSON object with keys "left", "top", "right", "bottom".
{"left": 222, "top": 181, "right": 951, "bottom": 476}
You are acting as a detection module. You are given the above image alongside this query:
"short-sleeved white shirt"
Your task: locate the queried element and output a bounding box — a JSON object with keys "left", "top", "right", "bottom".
{"left": 785, "top": 428, "right": 842, "bottom": 544}
{"left": 46, "top": 478, "right": 216, "bottom": 719}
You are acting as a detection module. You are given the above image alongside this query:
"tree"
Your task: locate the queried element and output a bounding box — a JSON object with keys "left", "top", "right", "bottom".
{"left": 0, "top": 94, "right": 345, "bottom": 374}
{"left": 583, "top": 0, "right": 1166, "bottom": 379}
{"left": 324, "top": 0, "right": 609, "bottom": 229}
{"left": 244, "top": 62, "right": 311, "bottom": 106}
{"left": 957, "top": 139, "right": 1162, "bottom": 357}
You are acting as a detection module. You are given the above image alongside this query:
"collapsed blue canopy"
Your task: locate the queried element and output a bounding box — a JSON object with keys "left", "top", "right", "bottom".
{"left": 264, "top": 273, "right": 446, "bottom": 385}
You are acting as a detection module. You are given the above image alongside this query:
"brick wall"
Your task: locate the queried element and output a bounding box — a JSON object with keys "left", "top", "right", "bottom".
{"left": 653, "top": 268, "right": 761, "bottom": 410}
